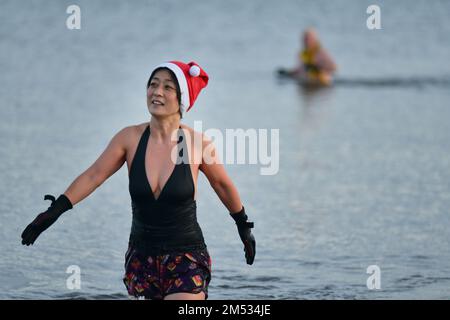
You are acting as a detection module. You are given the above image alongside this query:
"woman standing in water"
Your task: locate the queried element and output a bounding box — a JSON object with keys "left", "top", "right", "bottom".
{"left": 21, "top": 61, "right": 256, "bottom": 300}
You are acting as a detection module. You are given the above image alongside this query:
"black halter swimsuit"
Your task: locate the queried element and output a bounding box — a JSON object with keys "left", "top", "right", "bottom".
{"left": 128, "top": 125, "right": 206, "bottom": 255}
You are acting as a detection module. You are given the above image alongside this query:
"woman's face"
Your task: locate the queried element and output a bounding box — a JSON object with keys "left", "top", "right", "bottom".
{"left": 147, "top": 69, "right": 180, "bottom": 118}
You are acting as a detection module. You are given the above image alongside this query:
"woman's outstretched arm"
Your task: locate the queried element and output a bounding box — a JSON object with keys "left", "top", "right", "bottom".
{"left": 199, "top": 137, "right": 242, "bottom": 213}
{"left": 21, "top": 126, "right": 129, "bottom": 245}
{"left": 199, "top": 136, "right": 255, "bottom": 264}
{"left": 64, "top": 127, "right": 129, "bottom": 205}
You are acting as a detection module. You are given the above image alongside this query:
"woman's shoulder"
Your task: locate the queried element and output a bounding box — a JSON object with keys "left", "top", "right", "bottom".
{"left": 180, "top": 123, "right": 198, "bottom": 136}
{"left": 179, "top": 124, "right": 212, "bottom": 145}
{"left": 123, "top": 122, "right": 148, "bottom": 136}
{"left": 111, "top": 123, "right": 148, "bottom": 147}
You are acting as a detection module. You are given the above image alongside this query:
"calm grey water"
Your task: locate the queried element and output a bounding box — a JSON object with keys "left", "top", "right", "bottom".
{"left": 1, "top": 0, "right": 450, "bottom": 299}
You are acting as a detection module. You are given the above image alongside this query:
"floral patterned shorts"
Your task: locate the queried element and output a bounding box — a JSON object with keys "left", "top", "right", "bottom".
{"left": 122, "top": 246, "right": 212, "bottom": 300}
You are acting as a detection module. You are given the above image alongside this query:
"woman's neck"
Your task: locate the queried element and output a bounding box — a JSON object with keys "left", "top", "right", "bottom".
{"left": 149, "top": 116, "right": 181, "bottom": 143}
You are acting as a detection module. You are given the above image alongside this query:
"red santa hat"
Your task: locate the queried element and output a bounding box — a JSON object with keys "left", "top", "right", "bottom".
{"left": 153, "top": 60, "right": 209, "bottom": 114}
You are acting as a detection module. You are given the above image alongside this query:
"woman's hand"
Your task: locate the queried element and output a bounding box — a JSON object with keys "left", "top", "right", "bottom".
{"left": 237, "top": 221, "right": 256, "bottom": 265}
{"left": 230, "top": 206, "right": 256, "bottom": 265}
{"left": 21, "top": 194, "right": 73, "bottom": 246}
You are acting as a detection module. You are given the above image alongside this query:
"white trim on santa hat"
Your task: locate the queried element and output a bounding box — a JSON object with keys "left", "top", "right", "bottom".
{"left": 155, "top": 62, "right": 190, "bottom": 114}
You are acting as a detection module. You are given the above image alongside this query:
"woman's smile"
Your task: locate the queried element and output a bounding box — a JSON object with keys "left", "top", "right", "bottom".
{"left": 151, "top": 99, "right": 165, "bottom": 106}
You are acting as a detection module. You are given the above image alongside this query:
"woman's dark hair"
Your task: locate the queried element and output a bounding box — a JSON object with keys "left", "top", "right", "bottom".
{"left": 147, "top": 67, "right": 183, "bottom": 118}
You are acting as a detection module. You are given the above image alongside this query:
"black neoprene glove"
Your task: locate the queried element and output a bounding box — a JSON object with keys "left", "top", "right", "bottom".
{"left": 230, "top": 206, "right": 255, "bottom": 265}
{"left": 21, "top": 194, "right": 73, "bottom": 246}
